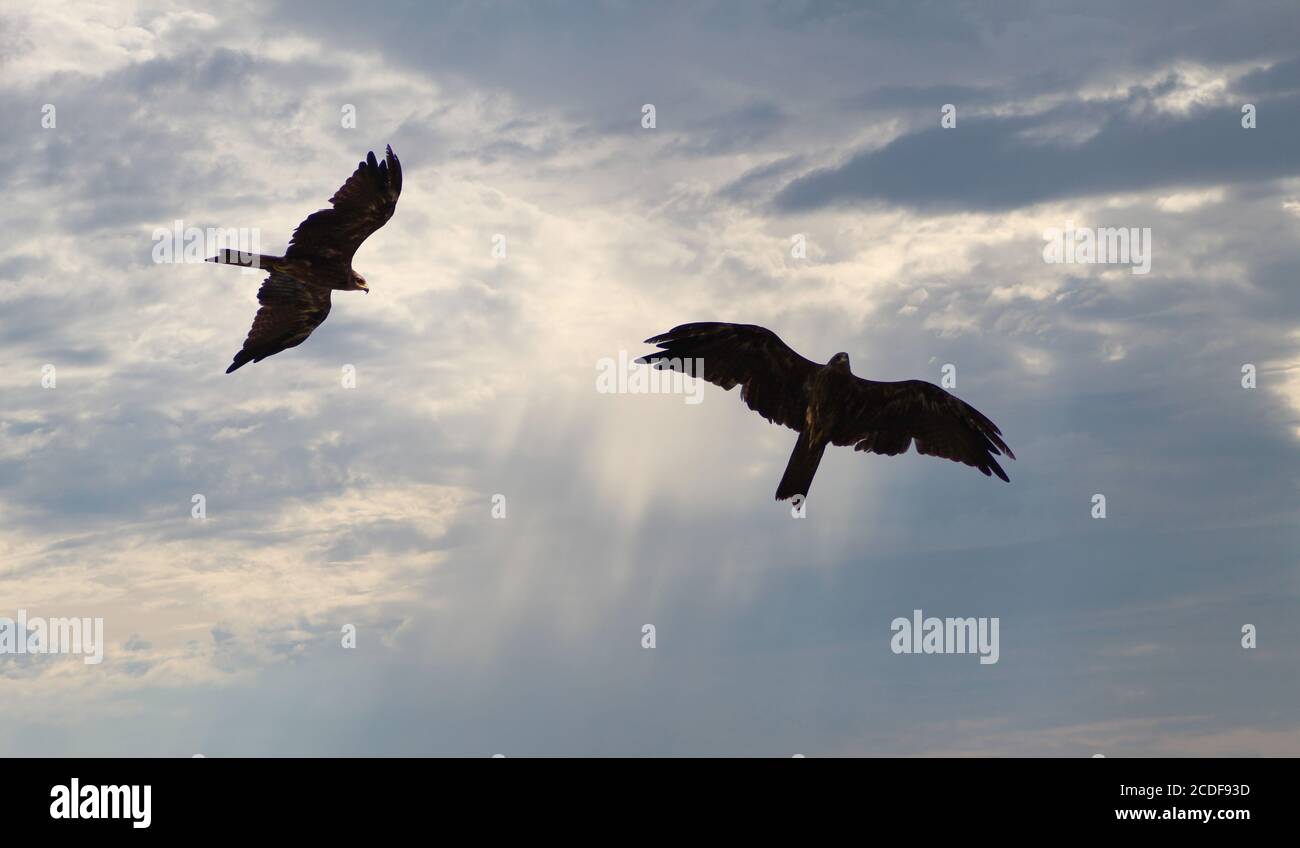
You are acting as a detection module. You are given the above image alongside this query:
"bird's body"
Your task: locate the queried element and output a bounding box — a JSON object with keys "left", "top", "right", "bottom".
{"left": 214, "top": 254, "right": 363, "bottom": 292}
{"left": 206, "top": 146, "right": 402, "bottom": 373}
{"left": 806, "top": 355, "right": 853, "bottom": 445}
{"left": 638, "top": 322, "right": 1015, "bottom": 501}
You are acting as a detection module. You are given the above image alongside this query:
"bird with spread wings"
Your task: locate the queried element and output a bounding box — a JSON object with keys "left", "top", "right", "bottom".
{"left": 206, "top": 146, "right": 403, "bottom": 373}
{"left": 637, "top": 322, "right": 1015, "bottom": 501}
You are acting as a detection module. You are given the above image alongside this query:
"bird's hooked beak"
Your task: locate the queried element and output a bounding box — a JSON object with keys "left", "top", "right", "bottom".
{"left": 358, "top": 282, "right": 370, "bottom": 294}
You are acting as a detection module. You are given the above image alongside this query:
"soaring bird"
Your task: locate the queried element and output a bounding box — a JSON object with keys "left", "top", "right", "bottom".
{"left": 206, "top": 146, "right": 403, "bottom": 373}
{"left": 637, "top": 322, "right": 1014, "bottom": 501}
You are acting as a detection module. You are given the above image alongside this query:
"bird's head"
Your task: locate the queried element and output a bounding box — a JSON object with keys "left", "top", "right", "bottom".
{"left": 352, "top": 271, "right": 369, "bottom": 294}
{"left": 829, "top": 352, "right": 851, "bottom": 371}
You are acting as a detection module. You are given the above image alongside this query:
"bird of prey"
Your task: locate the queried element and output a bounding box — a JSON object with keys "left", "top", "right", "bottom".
{"left": 637, "top": 322, "right": 1014, "bottom": 501}
{"left": 206, "top": 145, "right": 403, "bottom": 373}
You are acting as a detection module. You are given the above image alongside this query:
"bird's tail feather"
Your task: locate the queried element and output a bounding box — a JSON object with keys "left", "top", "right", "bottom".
{"left": 775, "top": 431, "right": 826, "bottom": 501}
{"left": 205, "top": 250, "right": 281, "bottom": 270}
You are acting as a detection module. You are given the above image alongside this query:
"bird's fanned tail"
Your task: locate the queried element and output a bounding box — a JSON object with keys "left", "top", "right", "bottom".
{"left": 775, "top": 430, "right": 826, "bottom": 501}
{"left": 205, "top": 250, "right": 282, "bottom": 270}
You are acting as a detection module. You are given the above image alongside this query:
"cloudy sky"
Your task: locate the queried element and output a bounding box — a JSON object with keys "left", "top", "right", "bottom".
{"left": 1, "top": 0, "right": 1298, "bottom": 756}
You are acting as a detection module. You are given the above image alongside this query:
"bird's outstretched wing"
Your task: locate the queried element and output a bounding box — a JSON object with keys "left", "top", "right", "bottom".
{"left": 285, "top": 145, "right": 403, "bottom": 263}
{"left": 226, "top": 273, "right": 332, "bottom": 373}
{"left": 829, "top": 379, "right": 1015, "bottom": 480}
{"left": 637, "top": 322, "right": 818, "bottom": 431}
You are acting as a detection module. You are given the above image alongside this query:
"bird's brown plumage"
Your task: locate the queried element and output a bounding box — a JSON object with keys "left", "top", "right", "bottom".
{"left": 285, "top": 147, "right": 403, "bottom": 265}
{"left": 640, "top": 322, "right": 818, "bottom": 430}
{"left": 638, "top": 322, "right": 1015, "bottom": 500}
{"left": 209, "top": 146, "right": 402, "bottom": 373}
{"left": 225, "top": 273, "right": 332, "bottom": 374}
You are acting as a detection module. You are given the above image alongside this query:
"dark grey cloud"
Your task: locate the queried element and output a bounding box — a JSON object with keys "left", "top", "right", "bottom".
{"left": 776, "top": 86, "right": 1300, "bottom": 212}
{"left": 668, "top": 101, "right": 789, "bottom": 156}
{"left": 267, "top": 0, "right": 1300, "bottom": 128}
{"left": 1239, "top": 55, "right": 1300, "bottom": 96}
